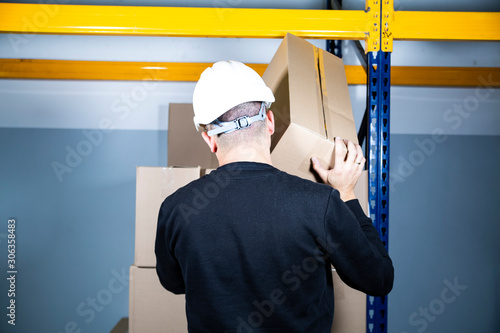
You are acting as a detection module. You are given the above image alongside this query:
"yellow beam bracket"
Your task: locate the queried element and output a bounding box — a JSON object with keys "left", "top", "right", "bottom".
{"left": 393, "top": 11, "right": 500, "bottom": 41}
{"left": 365, "top": 0, "right": 381, "bottom": 52}
{"left": 0, "top": 3, "right": 372, "bottom": 40}
{"left": 2, "top": 59, "right": 499, "bottom": 87}
{"left": 382, "top": 0, "right": 393, "bottom": 52}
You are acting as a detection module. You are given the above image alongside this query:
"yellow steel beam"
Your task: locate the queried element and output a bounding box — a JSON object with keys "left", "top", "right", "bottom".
{"left": 393, "top": 11, "right": 500, "bottom": 41}
{"left": 0, "top": 59, "right": 233, "bottom": 82}
{"left": 391, "top": 66, "right": 500, "bottom": 87}
{"left": 2, "top": 59, "right": 499, "bottom": 87}
{"left": 0, "top": 59, "right": 364, "bottom": 83}
{"left": 2, "top": 4, "right": 497, "bottom": 53}
{"left": 0, "top": 3, "right": 372, "bottom": 41}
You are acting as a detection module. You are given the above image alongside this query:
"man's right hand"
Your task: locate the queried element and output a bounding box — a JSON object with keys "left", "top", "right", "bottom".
{"left": 311, "top": 137, "right": 365, "bottom": 202}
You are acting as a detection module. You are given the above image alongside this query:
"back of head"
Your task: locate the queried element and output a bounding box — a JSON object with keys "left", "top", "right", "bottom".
{"left": 207, "top": 101, "right": 266, "bottom": 152}
{"left": 192, "top": 61, "right": 275, "bottom": 153}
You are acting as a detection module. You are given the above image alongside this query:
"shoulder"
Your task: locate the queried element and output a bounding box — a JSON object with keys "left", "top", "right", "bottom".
{"left": 157, "top": 176, "right": 210, "bottom": 229}
{"left": 160, "top": 175, "right": 207, "bottom": 208}
{"left": 275, "top": 169, "right": 334, "bottom": 195}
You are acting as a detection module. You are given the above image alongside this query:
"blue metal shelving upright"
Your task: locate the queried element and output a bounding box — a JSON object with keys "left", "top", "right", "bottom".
{"left": 326, "top": 3, "right": 391, "bottom": 332}
{"left": 366, "top": 50, "right": 391, "bottom": 333}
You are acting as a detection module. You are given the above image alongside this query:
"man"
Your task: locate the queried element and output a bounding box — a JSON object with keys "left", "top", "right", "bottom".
{"left": 155, "top": 61, "right": 393, "bottom": 332}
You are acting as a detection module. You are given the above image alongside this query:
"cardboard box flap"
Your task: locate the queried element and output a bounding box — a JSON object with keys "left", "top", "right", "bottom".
{"left": 286, "top": 33, "right": 326, "bottom": 138}
{"left": 261, "top": 35, "right": 289, "bottom": 93}
{"left": 268, "top": 72, "right": 291, "bottom": 152}
{"left": 318, "top": 49, "right": 358, "bottom": 143}
{"left": 263, "top": 33, "right": 327, "bottom": 151}
{"left": 262, "top": 50, "right": 291, "bottom": 151}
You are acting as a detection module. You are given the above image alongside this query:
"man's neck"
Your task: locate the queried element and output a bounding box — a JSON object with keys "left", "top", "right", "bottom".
{"left": 216, "top": 145, "right": 272, "bottom": 167}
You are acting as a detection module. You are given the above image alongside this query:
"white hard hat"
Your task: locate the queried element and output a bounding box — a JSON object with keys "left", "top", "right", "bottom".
{"left": 193, "top": 60, "right": 275, "bottom": 130}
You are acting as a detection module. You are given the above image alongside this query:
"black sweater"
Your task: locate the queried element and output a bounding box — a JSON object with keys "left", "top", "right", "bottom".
{"left": 155, "top": 162, "right": 393, "bottom": 333}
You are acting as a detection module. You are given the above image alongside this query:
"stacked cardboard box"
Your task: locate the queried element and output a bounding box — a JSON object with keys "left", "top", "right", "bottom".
{"left": 130, "top": 102, "right": 218, "bottom": 332}
{"left": 332, "top": 172, "right": 368, "bottom": 333}
{"left": 129, "top": 33, "right": 368, "bottom": 332}
{"left": 129, "top": 265, "right": 188, "bottom": 333}
{"left": 130, "top": 167, "right": 202, "bottom": 333}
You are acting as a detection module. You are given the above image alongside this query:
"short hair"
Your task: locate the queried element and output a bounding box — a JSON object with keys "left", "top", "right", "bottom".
{"left": 207, "top": 101, "right": 267, "bottom": 151}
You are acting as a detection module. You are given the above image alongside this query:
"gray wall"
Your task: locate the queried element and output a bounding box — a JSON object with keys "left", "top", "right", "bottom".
{"left": 389, "top": 134, "right": 500, "bottom": 333}
{"left": 1, "top": 129, "right": 499, "bottom": 332}
{"left": 0, "top": 128, "right": 167, "bottom": 332}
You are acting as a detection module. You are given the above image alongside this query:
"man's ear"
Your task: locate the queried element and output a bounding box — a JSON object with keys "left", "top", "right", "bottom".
{"left": 266, "top": 110, "right": 275, "bottom": 136}
{"left": 201, "top": 132, "right": 218, "bottom": 153}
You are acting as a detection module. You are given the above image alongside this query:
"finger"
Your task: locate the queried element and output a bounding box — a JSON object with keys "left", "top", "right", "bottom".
{"left": 334, "top": 137, "right": 347, "bottom": 168}
{"left": 356, "top": 158, "right": 366, "bottom": 179}
{"left": 356, "top": 157, "right": 366, "bottom": 173}
{"left": 354, "top": 143, "right": 364, "bottom": 165}
{"left": 345, "top": 140, "right": 357, "bottom": 166}
{"left": 311, "top": 157, "right": 329, "bottom": 184}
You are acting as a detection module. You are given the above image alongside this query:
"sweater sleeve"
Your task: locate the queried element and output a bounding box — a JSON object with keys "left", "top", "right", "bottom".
{"left": 155, "top": 199, "right": 186, "bottom": 295}
{"left": 323, "top": 190, "right": 394, "bottom": 296}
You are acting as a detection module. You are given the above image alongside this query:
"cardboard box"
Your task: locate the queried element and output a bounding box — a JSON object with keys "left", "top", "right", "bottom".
{"left": 129, "top": 265, "right": 187, "bottom": 333}
{"left": 168, "top": 103, "right": 219, "bottom": 169}
{"left": 135, "top": 166, "right": 203, "bottom": 267}
{"left": 355, "top": 170, "right": 369, "bottom": 216}
{"left": 331, "top": 270, "right": 366, "bottom": 333}
{"left": 262, "top": 33, "right": 358, "bottom": 182}
{"left": 128, "top": 268, "right": 364, "bottom": 333}
{"left": 330, "top": 170, "right": 368, "bottom": 332}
